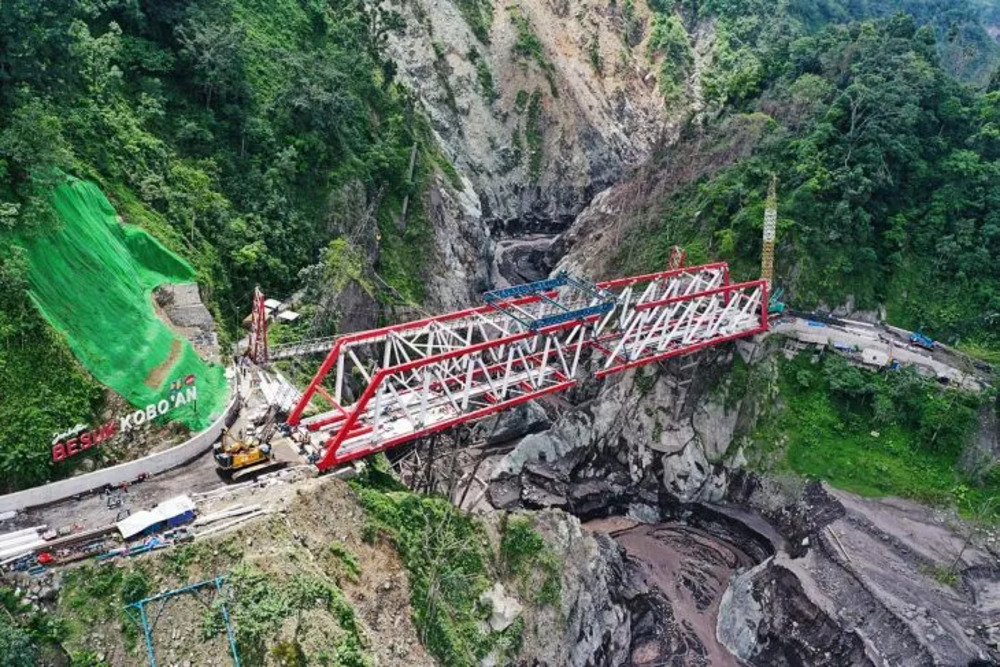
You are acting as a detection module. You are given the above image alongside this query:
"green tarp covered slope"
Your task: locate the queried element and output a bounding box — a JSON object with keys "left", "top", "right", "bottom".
{"left": 16, "top": 177, "right": 227, "bottom": 429}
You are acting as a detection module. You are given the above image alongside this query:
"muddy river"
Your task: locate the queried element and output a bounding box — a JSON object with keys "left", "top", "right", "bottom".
{"left": 588, "top": 518, "right": 753, "bottom": 666}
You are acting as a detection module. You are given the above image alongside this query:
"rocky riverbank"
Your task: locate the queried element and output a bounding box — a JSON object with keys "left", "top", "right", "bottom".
{"left": 599, "top": 518, "right": 754, "bottom": 667}
{"left": 478, "top": 346, "right": 1000, "bottom": 666}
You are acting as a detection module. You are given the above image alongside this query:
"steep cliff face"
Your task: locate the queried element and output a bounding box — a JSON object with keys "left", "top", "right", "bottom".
{"left": 517, "top": 510, "right": 633, "bottom": 666}
{"left": 381, "top": 0, "right": 701, "bottom": 307}
{"left": 422, "top": 174, "right": 493, "bottom": 309}
{"left": 487, "top": 343, "right": 772, "bottom": 513}
{"left": 384, "top": 0, "right": 671, "bottom": 226}
{"left": 551, "top": 111, "right": 773, "bottom": 281}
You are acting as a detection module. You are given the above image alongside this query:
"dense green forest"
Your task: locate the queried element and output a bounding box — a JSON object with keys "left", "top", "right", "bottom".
{"left": 0, "top": 0, "right": 437, "bottom": 489}
{"left": 741, "top": 352, "right": 998, "bottom": 513}
{"left": 625, "top": 2, "right": 1000, "bottom": 354}
{"left": 3, "top": 0, "right": 1000, "bottom": 492}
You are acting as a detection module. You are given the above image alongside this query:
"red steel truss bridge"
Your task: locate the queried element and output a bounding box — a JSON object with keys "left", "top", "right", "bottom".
{"left": 283, "top": 260, "right": 768, "bottom": 471}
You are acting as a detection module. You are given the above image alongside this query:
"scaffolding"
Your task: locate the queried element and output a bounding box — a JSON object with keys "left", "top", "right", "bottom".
{"left": 123, "top": 576, "right": 241, "bottom": 667}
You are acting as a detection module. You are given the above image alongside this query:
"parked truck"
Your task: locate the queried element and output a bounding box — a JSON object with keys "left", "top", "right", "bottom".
{"left": 909, "top": 331, "right": 936, "bottom": 350}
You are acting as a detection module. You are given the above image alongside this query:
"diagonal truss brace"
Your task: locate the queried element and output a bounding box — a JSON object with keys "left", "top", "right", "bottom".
{"left": 287, "top": 262, "right": 766, "bottom": 470}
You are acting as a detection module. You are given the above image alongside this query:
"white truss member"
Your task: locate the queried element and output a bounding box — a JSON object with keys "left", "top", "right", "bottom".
{"left": 285, "top": 261, "right": 767, "bottom": 470}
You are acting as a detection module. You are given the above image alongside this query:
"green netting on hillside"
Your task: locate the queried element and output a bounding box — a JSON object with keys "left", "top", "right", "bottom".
{"left": 14, "top": 178, "right": 227, "bottom": 429}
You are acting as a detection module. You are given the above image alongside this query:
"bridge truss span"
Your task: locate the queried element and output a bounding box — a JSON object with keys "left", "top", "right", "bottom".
{"left": 286, "top": 261, "right": 767, "bottom": 470}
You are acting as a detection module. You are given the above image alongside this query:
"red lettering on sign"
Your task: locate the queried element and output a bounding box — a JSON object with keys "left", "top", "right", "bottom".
{"left": 94, "top": 421, "right": 117, "bottom": 443}
{"left": 50, "top": 399, "right": 173, "bottom": 466}
{"left": 51, "top": 420, "right": 119, "bottom": 463}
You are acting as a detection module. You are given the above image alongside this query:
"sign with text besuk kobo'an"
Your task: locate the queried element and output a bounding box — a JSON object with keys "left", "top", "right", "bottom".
{"left": 51, "top": 375, "right": 198, "bottom": 463}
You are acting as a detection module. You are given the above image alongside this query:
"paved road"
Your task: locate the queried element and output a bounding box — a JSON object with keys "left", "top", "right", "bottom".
{"left": 771, "top": 316, "right": 985, "bottom": 389}
{"left": 3, "top": 367, "right": 269, "bottom": 537}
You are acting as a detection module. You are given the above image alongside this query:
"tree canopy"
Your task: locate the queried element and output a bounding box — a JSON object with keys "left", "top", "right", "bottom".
{"left": 624, "top": 8, "right": 1000, "bottom": 351}
{"left": 0, "top": 0, "right": 438, "bottom": 490}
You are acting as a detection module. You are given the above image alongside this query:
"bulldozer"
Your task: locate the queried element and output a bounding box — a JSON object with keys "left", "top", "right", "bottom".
{"left": 214, "top": 407, "right": 287, "bottom": 481}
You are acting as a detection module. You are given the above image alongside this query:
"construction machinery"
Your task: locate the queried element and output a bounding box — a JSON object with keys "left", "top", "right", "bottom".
{"left": 761, "top": 174, "right": 778, "bottom": 287}
{"left": 214, "top": 407, "right": 286, "bottom": 481}
{"left": 768, "top": 286, "right": 786, "bottom": 315}
{"left": 909, "top": 330, "right": 937, "bottom": 350}
{"left": 760, "top": 175, "right": 788, "bottom": 318}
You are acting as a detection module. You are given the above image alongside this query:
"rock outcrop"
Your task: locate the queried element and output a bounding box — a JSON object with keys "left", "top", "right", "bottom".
{"left": 488, "top": 347, "right": 760, "bottom": 513}
{"left": 153, "top": 283, "right": 220, "bottom": 363}
{"left": 552, "top": 112, "right": 776, "bottom": 281}
{"left": 479, "top": 582, "right": 523, "bottom": 632}
{"left": 423, "top": 174, "right": 493, "bottom": 310}
{"left": 718, "top": 559, "right": 875, "bottom": 666}
{"left": 380, "top": 0, "right": 704, "bottom": 307}
{"left": 484, "top": 337, "right": 1000, "bottom": 666}
{"left": 520, "top": 510, "right": 633, "bottom": 666}
{"left": 383, "top": 0, "right": 671, "bottom": 228}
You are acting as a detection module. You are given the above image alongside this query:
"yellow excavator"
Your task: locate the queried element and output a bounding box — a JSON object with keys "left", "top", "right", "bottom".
{"left": 214, "top": 409, "right": 286, "bottom": 482}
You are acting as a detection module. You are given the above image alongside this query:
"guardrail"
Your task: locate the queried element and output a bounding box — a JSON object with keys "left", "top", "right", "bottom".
{"left": 270, "top": 337, "right": 337, "bottom": 361}
{"left": 0, "top": 396, "right": 240, "bottom": 514}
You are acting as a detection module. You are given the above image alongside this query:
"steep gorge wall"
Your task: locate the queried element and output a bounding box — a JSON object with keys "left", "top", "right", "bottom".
{"left": 487, "top": 341, "right": 774, "bottom": 514}
{"left": 381, "top": 0, "right": 701, "bottom": 307}
{"left": 484, "top": 340, "right": 1000, "bottom": 666}
{"left": 385, "top": 0, "right": 669, "bottom": 225}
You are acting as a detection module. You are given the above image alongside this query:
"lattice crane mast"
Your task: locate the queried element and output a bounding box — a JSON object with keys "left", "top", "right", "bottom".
{"left": 761, "top": 175, "right": 778, "bottom": 287}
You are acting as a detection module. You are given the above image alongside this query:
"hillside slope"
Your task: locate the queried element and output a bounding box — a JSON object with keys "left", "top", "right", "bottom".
{"left": 23, "top": 179, "right": 227, "bottom": 430}
{"left": 558, "top": 8, "right": 1000, "bottom": 352}
{"left": 2, "top": 472, "right": 652, "bottom": 667}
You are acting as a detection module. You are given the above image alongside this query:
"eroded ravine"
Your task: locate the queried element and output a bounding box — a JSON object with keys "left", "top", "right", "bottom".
{"left": 592, "top": 518, "right": 755, "bottom": 666}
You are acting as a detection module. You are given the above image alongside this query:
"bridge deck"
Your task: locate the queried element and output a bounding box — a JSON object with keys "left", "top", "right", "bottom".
{"left": 282, "top": 261, "right": 767, "bottom": 470}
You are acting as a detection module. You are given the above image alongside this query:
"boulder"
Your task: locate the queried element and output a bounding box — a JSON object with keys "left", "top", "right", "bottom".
{"left": 661, "top": 442, "right": 711, "bottom": 503}
{"left": 692, "top": 399, "right": 740, "bottom": 462}
{"left": 484, "top": 402, "right": 551, "bottom": 446}
{"left": 479, "top": 582, "right": 523, "bottom": 633}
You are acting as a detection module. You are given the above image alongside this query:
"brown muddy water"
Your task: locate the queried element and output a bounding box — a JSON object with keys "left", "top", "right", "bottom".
{"left": 588, "top": 518, "right": 754, "bottom": 667}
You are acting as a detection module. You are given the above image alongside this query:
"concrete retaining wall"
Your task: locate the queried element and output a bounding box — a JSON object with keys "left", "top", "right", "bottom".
{"left": 0, "top": 398, "right": 240, "bottom": 514}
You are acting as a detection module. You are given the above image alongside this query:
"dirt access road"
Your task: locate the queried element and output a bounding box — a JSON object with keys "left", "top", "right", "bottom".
{"left": 4, "top": 368, "right": 265, "bottom": 536}
{"left": 9, "top": 450, "right": 222, "bottom": 535}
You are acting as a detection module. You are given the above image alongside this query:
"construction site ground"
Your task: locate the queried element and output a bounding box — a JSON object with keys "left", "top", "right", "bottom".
{"left": 2, "top": 367, "right": 310, "bottom": 559}
{"left": 54, "top": 475, "right": 435, "bottom": 666}
{"left": 10, "top": 449, "right": 222, "bottom": 536}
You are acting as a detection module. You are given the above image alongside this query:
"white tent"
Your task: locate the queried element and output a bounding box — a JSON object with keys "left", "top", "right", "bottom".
{"left": 117, "top": 495, "right": 196, "bottom": 540}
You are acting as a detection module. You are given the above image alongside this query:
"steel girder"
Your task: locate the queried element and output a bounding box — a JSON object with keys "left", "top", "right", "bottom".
{"left": 287, "top": 262, "right": 767, "bottom": 470}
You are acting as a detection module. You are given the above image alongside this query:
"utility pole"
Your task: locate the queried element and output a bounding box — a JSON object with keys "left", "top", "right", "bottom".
{"left": 761, "top": 174, "right": 777, "bottom": 287}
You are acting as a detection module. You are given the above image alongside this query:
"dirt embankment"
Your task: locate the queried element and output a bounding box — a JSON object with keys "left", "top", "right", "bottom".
{"left": 49, "top": 477, "right": 434, "bottom": 667}
{"left": 143, "top": 339, "right": 182, "bottom": 390}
